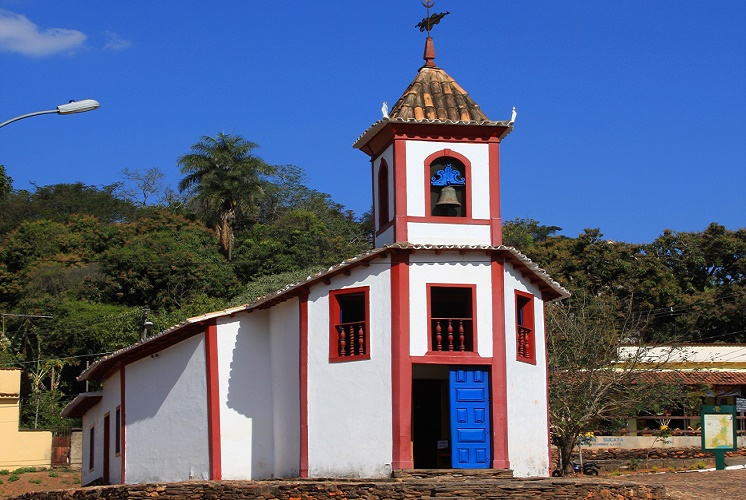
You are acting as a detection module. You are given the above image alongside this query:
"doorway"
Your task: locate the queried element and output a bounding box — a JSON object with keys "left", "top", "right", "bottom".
{"left": 412, "top": 365, "right": 491, "bottom": 469}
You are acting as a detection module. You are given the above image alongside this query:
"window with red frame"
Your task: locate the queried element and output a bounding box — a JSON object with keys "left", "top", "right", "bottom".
{"left": 377, "top": 160, "right": 390, "bottom": 227}
{"left": 329, "top": 287, "right": 370, "bottom": 362}
{"left": 429, "top": 285, "right": 475, "bottom": 352}
{"left": 515, "top": 291, "right": 535, "bottom": 363}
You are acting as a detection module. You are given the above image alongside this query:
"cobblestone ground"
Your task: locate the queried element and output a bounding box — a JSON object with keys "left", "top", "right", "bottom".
{"left": 575, "top": 468, "right": 746, "bottom": 499}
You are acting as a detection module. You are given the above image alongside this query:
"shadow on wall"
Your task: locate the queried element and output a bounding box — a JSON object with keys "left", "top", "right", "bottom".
{"left": 125, "top": 338, "right": 200, "bottom": 422}
{"left": 226, "top": 315, "right": 275, "bottom": 475}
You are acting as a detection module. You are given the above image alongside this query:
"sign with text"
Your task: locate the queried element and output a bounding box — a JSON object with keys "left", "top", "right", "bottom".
{"left": 701, "top": 405, "right": 737, "bottom": 451}
{"left": 737, "top": 397, "right": 746, "bottom": 412}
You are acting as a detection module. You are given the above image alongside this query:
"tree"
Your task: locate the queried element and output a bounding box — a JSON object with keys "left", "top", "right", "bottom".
{"left": 178, "top": 133, "right": 275, "bottom": 260}
{"left": 118, "top": 167, "right": 167, "bottom": 206}
{"left": 547, "top": 293, "right": 686, "bottom": 475}
{"left": 502, "top": 217, "right": 561, "bottom": 251}
{"left": 0, "top": 165, "right": 12, "bottom": 200}
{"left": 98, "top": 209, "right": 239, "bottom": 308}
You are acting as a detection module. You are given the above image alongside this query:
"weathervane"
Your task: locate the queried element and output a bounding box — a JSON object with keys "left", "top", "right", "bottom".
{"left": 416, "top": 1, "right": 450, "bottom": 36}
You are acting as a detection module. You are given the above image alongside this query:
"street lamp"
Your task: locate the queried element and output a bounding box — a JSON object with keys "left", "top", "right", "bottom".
{"left": 0, "top": 99, "right": 100, "bottom": 129}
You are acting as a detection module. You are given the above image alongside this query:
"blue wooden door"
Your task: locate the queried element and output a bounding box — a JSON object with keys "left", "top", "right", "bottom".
{"left": 450, "top": 367, "right": 491, "bottom": 468}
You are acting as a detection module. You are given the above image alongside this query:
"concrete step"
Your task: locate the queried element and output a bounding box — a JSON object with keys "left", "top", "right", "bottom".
{"left": 392, "top": 468, "right": 515, "bottom": 480}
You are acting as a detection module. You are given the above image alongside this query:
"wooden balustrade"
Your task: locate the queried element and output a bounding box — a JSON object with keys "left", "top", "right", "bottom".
{"left": 517, "top": 325, "right": 532, "bottom": 359}
{"left": 431, "top": 318, "right": 472, "bottom": 352}
{"left": 335, "top": 322, "right": 366, "bottom": 357}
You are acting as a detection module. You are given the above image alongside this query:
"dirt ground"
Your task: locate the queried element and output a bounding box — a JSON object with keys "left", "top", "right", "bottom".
{"left": 2, "top": 466, "right": 745, "bottom": 499}
{"left": 0, "top": 467, "right": 80, "bottom": 499}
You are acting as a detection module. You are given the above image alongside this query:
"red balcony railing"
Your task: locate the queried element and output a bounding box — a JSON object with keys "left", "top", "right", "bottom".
{"left": 431, "top": 318, "right": 473, "bottom": 352}
{"left": 335, "top": 321, "right": 367, "bottom": 358}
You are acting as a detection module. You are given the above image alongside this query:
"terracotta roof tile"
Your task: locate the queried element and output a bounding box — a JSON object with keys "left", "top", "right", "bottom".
{"left": 388, "top": 66, "right": 490, "bottom": 123}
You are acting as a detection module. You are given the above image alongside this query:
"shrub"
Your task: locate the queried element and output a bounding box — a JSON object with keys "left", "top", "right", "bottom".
{"left": 28, "top": 478, "right": 42, "bottom": 484}
{"left": 13, "top": 467, "right": 36, "bottom": 474}
{"left": 48, "top": 471, "right": 59, "bottom": 477}
{"left": 0, "top": 469, "right": 8, "bottom": 475}
{"left": 73, "top": 477, "right": 81, "bottom": 484}
{"left": 696, "top": 460, "right": 707, "bottom": 469}
{"left": 8, "top": 475, "right": 20, "bottom": 482}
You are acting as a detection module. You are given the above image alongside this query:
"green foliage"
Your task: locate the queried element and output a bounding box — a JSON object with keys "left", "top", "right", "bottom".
{"left": 8, "top": 475, "right": 19, "bottom": 482}
{"left": 502, "top": 217, "right": 561, "bottom": 251}
{"left": 178, "top": 133, "right": 276, "bottom": 260}
{"left": 28, "top": 478, "right": 42, "bottom": 484}
{"left": 0, "top": 469, "right": 9, "bottom": 475}
{"left": 98, "top": 210, "right": 239, "bottom": 308}
{"left": 48, "top": 471, "right": 58, "bottom": 477}
{"left": 231, "top": 266, "right": 325, "bottom": 306}
{"left": 234, "top": 210, "right": 367, "bottom": 281}
{"left": 12, "top": 467, "right": 35, "bottom": 474}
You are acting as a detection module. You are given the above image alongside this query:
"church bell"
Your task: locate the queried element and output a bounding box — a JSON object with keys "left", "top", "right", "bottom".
{"left": 435, "top": 185, "right": 461, "bottom": 207}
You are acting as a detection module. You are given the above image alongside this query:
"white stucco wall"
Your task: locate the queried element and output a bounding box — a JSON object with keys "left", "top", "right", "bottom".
{"left": 503, "top": 262, "right": 550, "bottom": 477}
{"left": 125, "top": 334, "right": 210, "bottom": 483}
{"left": 269, "top": 299, "right": 301, "bottom": 477}
{"left": 306, "top": 263, "right": 393, "bottom": 477}
{"left": 81, "top": 371, "right": 121, "bottom": 486}
{"left": 216, "top": 301, "right": 300, "bottom": 480}
{"left": 408, "top": 253, "right": 494, "bottom": 358}
{"left": 405, "top": 140, "right": 491, "bottom": 220}
{"left": 217, "top": 311, "right": 274, "bottom": 479}
{"left": 408, "top": 223, "right": 492, "bottom": 245}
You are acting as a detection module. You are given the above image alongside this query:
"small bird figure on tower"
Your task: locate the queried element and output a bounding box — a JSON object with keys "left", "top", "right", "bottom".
{"left": 510, "top": 106, "right": 517, "bottom": 124}
{"left": 382, "top": 101, "right": 389, "bottom": 119}
{"left": 416, "top": 11, "right": 450, "bottom": 32}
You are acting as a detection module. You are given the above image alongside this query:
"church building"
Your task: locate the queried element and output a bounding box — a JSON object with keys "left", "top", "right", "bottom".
{"left": 63, "top": 28, "right": 568, "bottom": 486}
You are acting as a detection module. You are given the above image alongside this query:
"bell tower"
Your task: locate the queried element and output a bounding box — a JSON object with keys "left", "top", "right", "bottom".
{"left": 354, "top": 24, "right": 514, "bottom": 248}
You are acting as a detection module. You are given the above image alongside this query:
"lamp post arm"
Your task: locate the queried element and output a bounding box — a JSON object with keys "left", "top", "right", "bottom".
{"left": 0, "top": 109, "right": 57, "bottom": 129}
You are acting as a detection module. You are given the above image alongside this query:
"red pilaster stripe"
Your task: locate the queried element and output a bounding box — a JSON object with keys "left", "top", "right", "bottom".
{"left": 390, "top": 250, "right": 413, "bottom": 469}
{"left": 119, "top": 366, "right": 126, "bottom": 484}
{"left": 393, "top": 138, "right": 408, "bottom": 242}
{"left": 204, "top": 320, "right": 221, "bottom": 480}
{"left": 299, "top": 294, "right": 309, "bottom": 477}
{"left": 490, "top": 254, "right": 510, "bottom": 469}
{"left": 489, "top": 139, "right": 502, "bottom": 246}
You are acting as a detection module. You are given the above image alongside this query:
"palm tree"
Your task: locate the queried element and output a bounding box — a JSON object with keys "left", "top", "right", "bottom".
{"left": 178, "top": 133, "right": 275, "bottom": 260}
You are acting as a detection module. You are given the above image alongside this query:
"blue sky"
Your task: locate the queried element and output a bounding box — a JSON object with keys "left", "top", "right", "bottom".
{"left": 1, "top": 1, "right": 744, "bottom": 244}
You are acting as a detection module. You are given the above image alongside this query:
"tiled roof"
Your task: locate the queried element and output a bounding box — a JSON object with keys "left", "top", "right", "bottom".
{"left": 388, "top": 66, "right": 490, "bottom": 122}
{"left": 60, "top": 391, "right": 102, "bottom": 418}
{"left": 77, "top": 243, "right": 568, "bottom": 383}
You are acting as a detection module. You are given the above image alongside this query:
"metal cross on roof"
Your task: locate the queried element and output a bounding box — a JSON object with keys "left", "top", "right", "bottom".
{"left": 416, "top": 1, "right": 450, "bottom": 35}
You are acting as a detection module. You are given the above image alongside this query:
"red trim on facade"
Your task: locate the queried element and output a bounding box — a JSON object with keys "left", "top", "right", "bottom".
{"left": 490, "top": 255, "right": 510, "bottom": 469}
{"left": 488, "top": 139, "right": 502, "bottom": 246}
{"left": 204, "top": 320, "right": 222, "bottom": 480}
{"left": 390, "top": 250, "right": 413, "bottom": 469}
{"left": 119, "top": 366, "right": 126, "bottom": 484}
{"left": 426, "top": 283, "right": 478, "bottom": 354}
{"left": 422, "top": 149, "right": 473, "bottom": 221}
{"left": 299, "top": 294, "right": 309, "bottom": 477}
{"left": 377, "top": 159, "right": 390, "bottom": 229}
{"left": 393, "top": 139, "right": 408, "bottom": 243}
{"left": 374, "top": 218, "right": 395, "bottom": 237}
{"left": 406, "top": 216, "right": 490, "bottom": 225}
{"left": 543, "top": 301, "right": 553, "bottom": 475}
{"left": 410, "top": 354, "right": 489, "bottom": 365}
{"left": 328, "top": 286, "right": 371, "bottom": 363}
{"left": 515, "top": 290, "right": 537, "bottom": 365}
